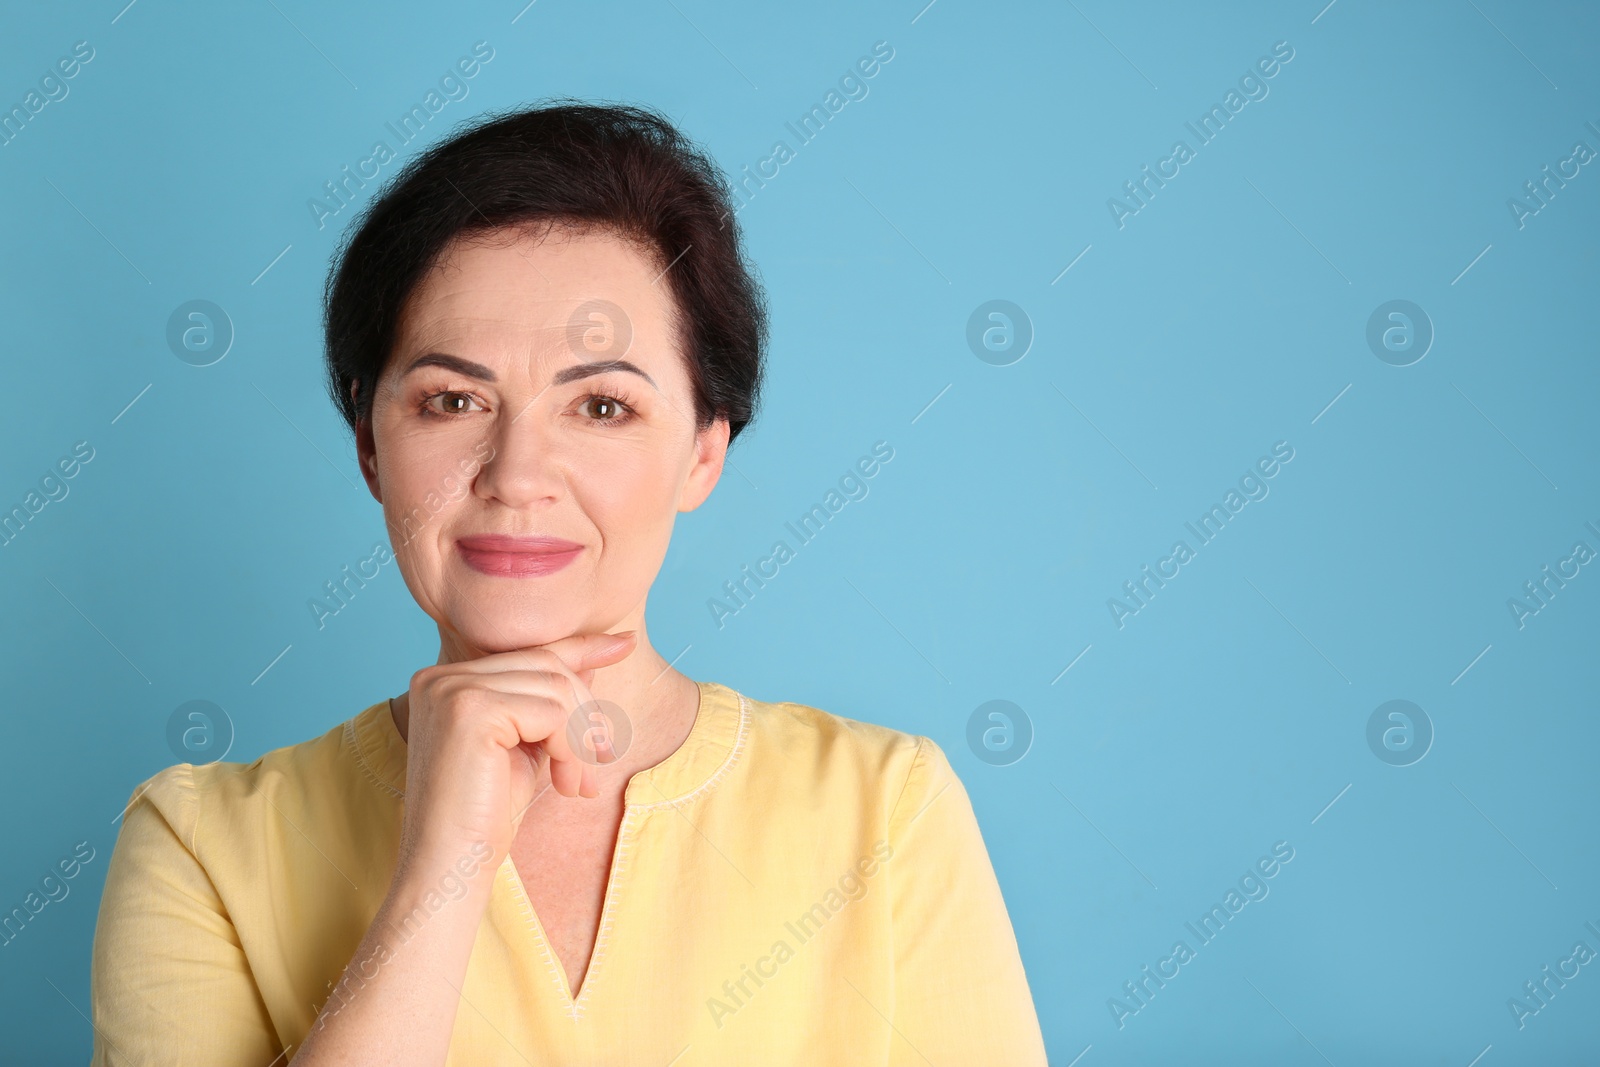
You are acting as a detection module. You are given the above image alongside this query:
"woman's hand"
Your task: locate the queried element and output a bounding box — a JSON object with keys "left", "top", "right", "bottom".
{"left": 292, "top": 630, "right": 639, "bottom": 1066}
{"left": 396, "top": 629, "right": 640, "bottom": 876}
{"left": 291, "top": 630, "right": 640, "bottom": 1062}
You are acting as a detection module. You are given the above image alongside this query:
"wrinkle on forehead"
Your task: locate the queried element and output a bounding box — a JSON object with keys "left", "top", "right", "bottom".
{"left": 384, "top": 227, "right": 690, "bottom": 401}
{"left": 405, "top": 227, "right": 663, "bottom": 327}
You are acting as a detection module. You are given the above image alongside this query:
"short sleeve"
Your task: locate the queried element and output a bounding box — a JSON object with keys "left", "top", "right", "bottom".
{"left": 90, "top": 765, "right": 282, "bottom": 1066}
{"left": 884, "top": 736, "right": 1048, "bottom": 1066}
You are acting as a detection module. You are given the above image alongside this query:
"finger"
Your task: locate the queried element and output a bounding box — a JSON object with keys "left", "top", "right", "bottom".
{"left": 518, "top": 739, "right": 549, "bottom": 776}
{"left": 589, "top": 723, "right": 618, "bottom": 765}
{"left": 543, "top": 630, "right": 638, "bottom": 677}
{"left": 549, "top": 753, "right": 586, "bottom": 798}
{"left": 421, "top": 637, "right": 634, "bottom": 718}
{"left": 477, "top": 690, "right": 583, "bottom": 767}
{"left": 430, "top": 655, "right": 607, "bottom": 720}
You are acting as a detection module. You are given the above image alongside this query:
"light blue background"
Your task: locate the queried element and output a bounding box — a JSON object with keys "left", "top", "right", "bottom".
{"left": 2, "top": 1, "right": 1597, "bottom": 1063}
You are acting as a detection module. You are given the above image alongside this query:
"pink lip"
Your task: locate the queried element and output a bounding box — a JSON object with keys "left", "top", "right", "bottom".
{"left": 456, "top": 535, "right": 583, "bottom": 578}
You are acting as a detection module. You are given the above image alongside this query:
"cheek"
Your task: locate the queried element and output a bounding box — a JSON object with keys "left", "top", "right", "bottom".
{"left": 588, "top": 454, "right": 681, "bottom": 531}
{"left": 379, "top": 445, "right": 472, "bottom": 557}
{"left": 580, "top": 446, "right": 683, "bottom": 543}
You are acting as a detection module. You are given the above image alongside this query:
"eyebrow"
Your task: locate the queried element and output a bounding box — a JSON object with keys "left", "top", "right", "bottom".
{"left": 402, "top": 352, "right": 658, "bottom": 389}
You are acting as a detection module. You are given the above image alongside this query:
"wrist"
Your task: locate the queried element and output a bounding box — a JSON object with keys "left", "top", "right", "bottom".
{"left": 388, "top": 837, "right": 501, "bottom": 914}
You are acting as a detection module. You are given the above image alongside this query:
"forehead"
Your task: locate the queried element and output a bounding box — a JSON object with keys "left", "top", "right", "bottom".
{"left": 393, "top": 224, "right": 679, "bottom": 369}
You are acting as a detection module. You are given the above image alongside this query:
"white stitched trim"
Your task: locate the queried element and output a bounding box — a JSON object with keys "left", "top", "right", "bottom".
{"left": 630, "top": 690, "right": 750, "bottom": 812}
{"left": 503, "top": 858, "right": 575, "bottom": 1011}
{"left": 345, "top": 712, "right": 404, "bottom": 800}
{"left": 565, "top": 807, "right": 636, "bottom": 1018}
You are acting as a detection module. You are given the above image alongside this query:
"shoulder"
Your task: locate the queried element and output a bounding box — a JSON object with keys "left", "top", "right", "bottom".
{"left": 730, "top": 686, "right": 956, "bottom": 824}
{"left": 740, "top": 687, "right": 923, "bottom": 765}
{"left": 116, "top": 703, "right": 388, "bottom": 856}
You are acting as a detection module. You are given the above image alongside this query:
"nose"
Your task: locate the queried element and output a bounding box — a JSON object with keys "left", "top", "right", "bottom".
{"left": 471, "top": 399, "right": 566, "bottom": 510}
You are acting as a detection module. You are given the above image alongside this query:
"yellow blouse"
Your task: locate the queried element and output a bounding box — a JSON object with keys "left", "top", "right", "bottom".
{"left": 90, "top": 680, "right": 1048, "bottom": 1065}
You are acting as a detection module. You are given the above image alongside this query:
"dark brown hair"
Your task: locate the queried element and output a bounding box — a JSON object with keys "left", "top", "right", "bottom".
{"left": 321, "top": 99, "right": 768, "bottom": 443}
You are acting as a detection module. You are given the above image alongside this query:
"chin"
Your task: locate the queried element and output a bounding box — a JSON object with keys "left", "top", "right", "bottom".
{"left": 451, "top": 618, "right": 575, "bottom": 655}
{"left": 447, "top": 599, "right": 629, "bottom": 655}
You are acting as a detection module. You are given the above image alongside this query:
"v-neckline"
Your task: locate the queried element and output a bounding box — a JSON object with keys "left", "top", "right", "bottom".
{"left": 487, "top": 679, "right": 715, "bottom": 1016}
{"left": 355, "top": 679, "right": 749, "bottom": 1014}
{"left": 496, "top": 807, "right": 638, "bottom": 1014}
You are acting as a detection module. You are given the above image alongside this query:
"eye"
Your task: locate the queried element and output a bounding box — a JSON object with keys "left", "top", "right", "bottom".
{"left": 576, "top": 392, "right": 636, "bottom": 426}
{"left": 418, "top": 389, "right": 485, "bottom": 418}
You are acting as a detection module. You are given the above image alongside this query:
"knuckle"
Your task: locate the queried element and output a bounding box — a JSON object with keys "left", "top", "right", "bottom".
{"left": 443, "top": 685, "right": 484, "bottom": 716}
{"left": 523, "top": 649, "right": 563, "bottom": 671}
{"left": 532, "top": 668, "right": 569, "bottom": 688}
{"left": 411, "top": 664, "right": 448, "bottom": 691}
{"left": 531, "top": 695, "right": 569, "bottom": 731}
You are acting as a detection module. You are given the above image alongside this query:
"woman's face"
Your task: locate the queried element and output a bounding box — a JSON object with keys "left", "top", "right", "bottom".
{"left": 355, "top": 224, "right": 728, "bottom": 655}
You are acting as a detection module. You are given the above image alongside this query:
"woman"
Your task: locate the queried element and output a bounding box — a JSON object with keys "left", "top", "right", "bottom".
{"left": 90, "top": 102, "right": 1047, "bottom": 1065}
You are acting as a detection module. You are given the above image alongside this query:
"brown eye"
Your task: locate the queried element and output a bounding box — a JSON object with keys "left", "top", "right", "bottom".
{"left": 578, "top": 394, "right": 633, "bottom": 423}
{"left": 420, "top": 390, "right": 484, "bottom": 417}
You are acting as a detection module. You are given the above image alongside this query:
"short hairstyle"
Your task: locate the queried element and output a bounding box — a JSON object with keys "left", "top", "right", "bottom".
{"left": 321, "top": 99, "right": 768, "bottom": 444}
